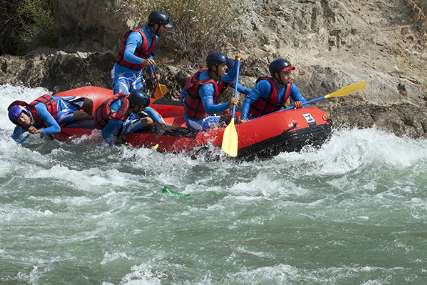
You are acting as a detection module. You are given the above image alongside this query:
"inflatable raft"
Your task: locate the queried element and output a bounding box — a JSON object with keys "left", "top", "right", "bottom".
{"left": 55, "top": 86, "right": 332, "bottom": 159}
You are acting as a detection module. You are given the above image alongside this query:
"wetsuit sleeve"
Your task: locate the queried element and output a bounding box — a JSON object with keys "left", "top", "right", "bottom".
{"left": 237, "top": 83, "right": 251, "bottom": 95}
{"left": 221, "top": 60, "right": 251, "bottom": 96}
{"left": 102, "top": 119, "right": 123, "bottom": 145}
{"left": 11, "top": 126, "right": 29, "bottom": 144}
{"left": 199, "top": 84, "right": 229, "bottom": 114}
{"left": 221, "top": 59, "right": 239, "bottom": 83}
{"left": 241, "top": 80, "right": 272, "bottom": 120}
{"left": 123, "top": 32, "right": 144, "bottom": 65}
{"left": 290, "top": 84, "right": 306, "bottom": 103}
{"left": 143, "top": 107, "right": 165, "bottom": 124}
{"left": 110, "top": 99, "right": 122, "bottom": 113}
{"left": 34, "top": 103, "right": 61, "bottom": 136}
{"left": 180, "top": 90, "right": 188, "bottom": 103}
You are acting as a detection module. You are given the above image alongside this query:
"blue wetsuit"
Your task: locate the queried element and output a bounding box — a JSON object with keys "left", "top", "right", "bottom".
{"left": 240, "top": 80, "right": 306, "bottom": 120}
{"left": 11, "top": 96, "right": 85, "bottom": 143}
{"left": 181, "top": 60, "right": 249, "bottom": 131}
{"left": 112, "top": 25, "right": 157, "bottom": 95}
{"left": 102, "top": 99, "right": 164, "bottom": 145}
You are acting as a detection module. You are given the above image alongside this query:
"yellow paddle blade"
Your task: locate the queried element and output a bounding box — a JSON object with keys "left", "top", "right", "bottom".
{"left": 324, "top": 80, "right": 367, "bottom": 99}
{"left": 221, "top": 118, "right": 238, "bottom": 157}
{"left": 152, "top": 84, "right": 169, "bottom": 100}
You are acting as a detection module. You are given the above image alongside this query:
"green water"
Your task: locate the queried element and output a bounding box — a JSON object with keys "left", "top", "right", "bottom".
{"left": 1, "top": 86, "right": 427, "bottom": 284}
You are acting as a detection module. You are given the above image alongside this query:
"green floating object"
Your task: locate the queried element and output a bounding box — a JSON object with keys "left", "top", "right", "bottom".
{"left": 161, "top": 186, "right": 190, "bottom": 197}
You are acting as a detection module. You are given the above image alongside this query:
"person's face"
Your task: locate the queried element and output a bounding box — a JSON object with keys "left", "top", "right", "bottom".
{"left": 217, "top": 63, "right": 227, "bottom": 77}
{"left": 155, "top": 24, "right": 167, "bottom": 36}
{"left": 278, "top": 71, "right": 292, "bottom": 84}
{"left": 17, "top": 112, "right": 32, "bottom": 128}
{"left": 132, "top": 105, "right": 144, "bottom": 114}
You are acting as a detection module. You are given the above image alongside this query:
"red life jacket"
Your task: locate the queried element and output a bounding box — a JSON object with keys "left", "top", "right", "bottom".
{"left": 94, "top": 94, "right": 130, "bottom": 129}
{"left": 8, "top": 94, "right": 58, "bottom": 127}
{"left": 183, "top": 69, "right": 228, "bottom": 120}
{"left": 249, "top": 77, "right": 292, "bottom": 117}
{"left": 116, "top": 28, "right": 157, "bottom": 70}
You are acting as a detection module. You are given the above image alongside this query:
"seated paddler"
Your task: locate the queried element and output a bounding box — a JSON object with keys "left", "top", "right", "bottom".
{"left": 180, "top": 52, "right": 248, "bottom": 131}
{"left": 240, "top": 58, "right": 307, "bottom": 121}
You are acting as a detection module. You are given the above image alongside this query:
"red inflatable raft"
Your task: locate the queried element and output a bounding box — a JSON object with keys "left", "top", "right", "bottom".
{"left": 55, "top": 86, "right": 332, "bottom": 159}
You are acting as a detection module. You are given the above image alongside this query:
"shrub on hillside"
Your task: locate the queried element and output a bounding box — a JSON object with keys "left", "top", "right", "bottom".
{"left": 124, "top": 0, "right": 243, "bottom": 61}
{"left": 0, "top": 0, "right": 57, "bottom": 55}
{"left": 408, "top": 0, "right": 427, "bottom": 31}
{"left": 413, "top": 0, "right": 427, "bottom": 13}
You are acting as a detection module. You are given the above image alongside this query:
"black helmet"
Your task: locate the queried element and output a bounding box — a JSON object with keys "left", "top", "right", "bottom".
{"left": 129, "top": 91, "right": 149, "bottom": 108}
{"left": 268, "top": 58, "right": 295, "bottom": 75}
{"left": 148, "top": 11, "right": 173, "bottom": 29}
{"left": 206, "top": 52, "right": 227, "bottom": 68}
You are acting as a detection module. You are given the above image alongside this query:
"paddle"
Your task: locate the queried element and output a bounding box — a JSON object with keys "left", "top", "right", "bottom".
{"left": 285, "top": 80, "right": 367, "bottom": 110}
{"left": 221, "top": 56, "right": 241, "bottom": 157}
{"left": 148, "top": 65, "right": 169, "bottom": 100}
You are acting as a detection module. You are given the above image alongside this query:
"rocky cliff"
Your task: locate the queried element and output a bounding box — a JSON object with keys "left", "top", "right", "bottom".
{"left": 0, "top": 0, "right": 426, "bottom": 137}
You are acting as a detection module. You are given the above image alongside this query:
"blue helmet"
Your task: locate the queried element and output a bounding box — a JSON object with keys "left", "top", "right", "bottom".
{"left": 8, "top": 103, "right": 30, "bottom": 124}
{"left": 206, "top": 52, "right": 228, "bottom": 68}
{"left": 269, "top": 58, "right": 295, "bottom": 75}
{"left": 129, "top": 91, "right": 149, "bottom": 108}
{"left": 148, "top": 11, "right": 173, "bottom": 29}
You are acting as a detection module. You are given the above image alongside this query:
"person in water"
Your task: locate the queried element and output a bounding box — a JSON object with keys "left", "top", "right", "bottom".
{"left": 240, "top": 58, "right": 306, "bottom": 121}
{"left": 8, "top": 94, "right": 93, "bottom": 143}
{"left": 94, "top": 91, "right": 165, "bottom": 145}
{"left": 181, "top": 52, "right": 247, "bottom": 131}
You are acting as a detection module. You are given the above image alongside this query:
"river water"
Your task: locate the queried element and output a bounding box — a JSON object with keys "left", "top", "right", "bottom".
{"left": 0, "top": 85, "right": 426, "bottom": 285}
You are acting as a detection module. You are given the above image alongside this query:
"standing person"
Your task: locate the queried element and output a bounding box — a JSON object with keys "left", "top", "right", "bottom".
{"left": 181, "top": 52, "right": 247, "bottom": 131}
{"left": 8, "top": 94, "right": 92, "bottom": 143}
{"left": 112, "top": 10, "right": 172, "bottom": 98}
{"left": 240, "top": 58, "right": 306, "bottom": 121}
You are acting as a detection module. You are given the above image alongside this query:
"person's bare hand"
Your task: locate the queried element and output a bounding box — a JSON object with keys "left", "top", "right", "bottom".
{"left": 142, "top": 58, "right": 156, "bottom": 67}
{"left": 230, "top": 97, "right": 239, "bottom": 106}
{"left": 28, "top": 126, "right": 40, "bottom": 134}
{"left": 294, "top": 101, "right": 303, "bottom": 109}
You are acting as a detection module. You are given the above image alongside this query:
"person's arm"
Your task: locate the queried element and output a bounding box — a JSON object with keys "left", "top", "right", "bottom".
{"left": 289, "top": 84, "right": 306, "bottom": 103}
{"left": 144, "top": 107, "right": 165, "bottom": 124}
{"left": 221, "top": 59, "right": 250, "bottom": 96}
{"left": 237, "top": 83, "right": 251, "bottom": 95}
{"left": 123, "top": 32, "right": 151, "bottom": 65}
{"left": 11, "top": 126, "right": 29, "bottom": 144}
{"left": 221, "top": 58, "right": 239, "bottom": 83}
{"left": 35, "top": 103, "right": 61, "bottom": 136}
{"left": 240, "top": 80, "right": 271, "bottom": 120}
{"left": 102, "top": 119, "right": 123, "bottom": 145}
{"left": 199, "top": 84, "right": 229, "bottom": 114}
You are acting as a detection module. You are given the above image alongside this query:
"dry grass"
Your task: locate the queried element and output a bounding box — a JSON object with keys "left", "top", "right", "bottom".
{"left": 123, "top": 0, "right": 243, "bottom": 61}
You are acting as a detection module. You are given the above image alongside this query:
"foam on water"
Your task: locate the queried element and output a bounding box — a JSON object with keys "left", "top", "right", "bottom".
{"left": 1, "top": 85, "right": 427, "bottom": 284}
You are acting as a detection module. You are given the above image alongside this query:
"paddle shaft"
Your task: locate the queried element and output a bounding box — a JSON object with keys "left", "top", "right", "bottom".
{"left": 231, "top": 60, "right": 241, "bottom": 119}
{"left": 284, "top": 96, "right": 325, "bottom": 111}
{"left": 220, "top": 57, "right": 241, "bottom": 157}
{"left": 148, "top": 64, "right": 158, "bottom": 85}
{"left": 283, "top": 80, "right": 366, "bottom": 111}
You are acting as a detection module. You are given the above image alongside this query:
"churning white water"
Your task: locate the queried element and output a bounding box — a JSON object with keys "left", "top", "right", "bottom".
{"left": 1, "top": 85, "right": 426, "bottom": 284}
